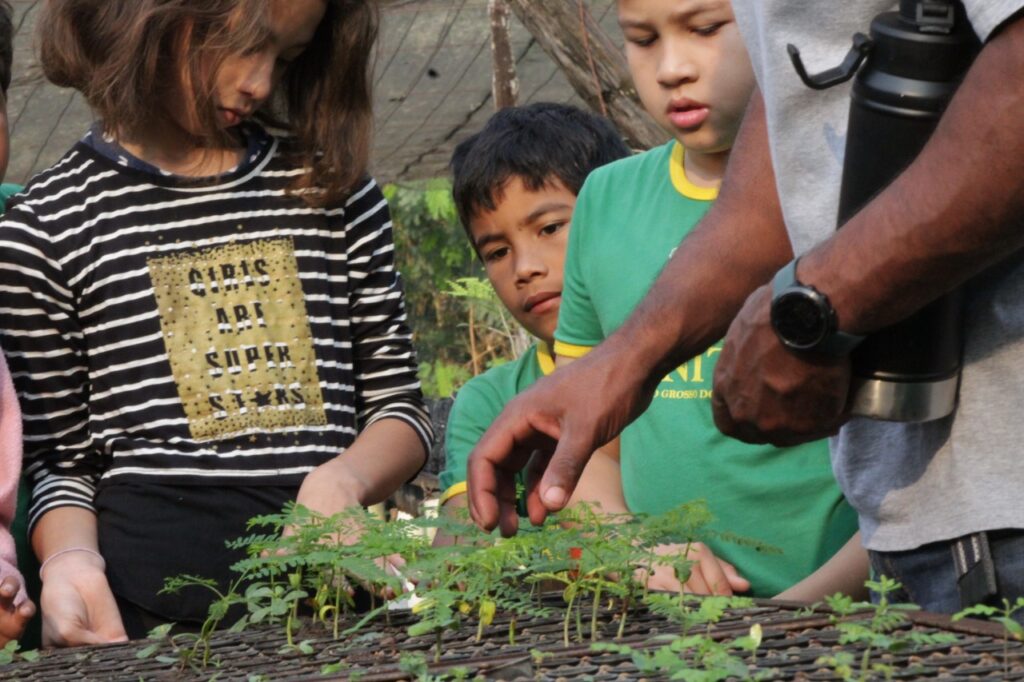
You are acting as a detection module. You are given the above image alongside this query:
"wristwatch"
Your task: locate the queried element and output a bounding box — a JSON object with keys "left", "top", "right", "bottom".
{"left": 770, "top": 258, "right": 863, "bottom": 356}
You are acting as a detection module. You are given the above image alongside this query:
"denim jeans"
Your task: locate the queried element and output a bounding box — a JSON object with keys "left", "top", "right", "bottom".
{"left": 868, "top": 529, "right": 1024, "bottom": 624}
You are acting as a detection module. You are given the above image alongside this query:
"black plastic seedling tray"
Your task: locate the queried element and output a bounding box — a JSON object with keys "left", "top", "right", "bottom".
{"left": 0, "top": 596, "right": 1020, "bottom": 681}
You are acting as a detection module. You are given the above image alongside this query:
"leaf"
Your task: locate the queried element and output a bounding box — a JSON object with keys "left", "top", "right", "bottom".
{"left": 0, "top": 640, "right": 18, "bottom": 664}
{"left": 408, "top": 620, "right": 439, "bottom": 637}
{"left": 993, "top": 616, "right": 1024, "bottom": 639}
{"left": 228, "top": 615, "right": 250, "bottom": 633}
{"left": 209, "top": 599, "right": 230, "bottom": 620}
{"left": 321, "top": 662, "right": 345, "bottom": 675}
{"left": 135, "top": 644, "right": 160, "bottom": 660}
{"left": 19, "top": 649, "right": 39, "bottom": 663}
{"left": 250, "top": 606, "right": 272, "bottom": 622}
{"left": 146, "top": 623, "right": 174, "bottom": 641}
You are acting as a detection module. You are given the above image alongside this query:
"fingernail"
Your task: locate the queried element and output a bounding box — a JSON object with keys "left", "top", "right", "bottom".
{"left": 542, "top": 486, "right": 568, "bottom": 508}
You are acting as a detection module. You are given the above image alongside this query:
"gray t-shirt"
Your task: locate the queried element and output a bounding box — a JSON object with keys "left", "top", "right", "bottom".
{"left": 731, "top": 1, "right": 1024, "bottom": 551}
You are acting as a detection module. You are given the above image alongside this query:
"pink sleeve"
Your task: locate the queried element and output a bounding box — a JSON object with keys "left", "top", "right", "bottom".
{"left": 0, "top": 349, "right": 27, "bottom": 605}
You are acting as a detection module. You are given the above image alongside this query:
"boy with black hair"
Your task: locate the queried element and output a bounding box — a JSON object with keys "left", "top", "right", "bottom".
{"left": 437, "top": 103, "right": 633, "bottom": 529}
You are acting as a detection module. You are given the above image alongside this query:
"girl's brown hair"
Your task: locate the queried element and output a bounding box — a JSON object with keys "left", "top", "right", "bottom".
{"left": 38, "top": 0, "right": 378, "bottom": 206}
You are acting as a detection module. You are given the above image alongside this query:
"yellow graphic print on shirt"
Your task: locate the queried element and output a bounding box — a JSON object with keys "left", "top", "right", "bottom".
{"left": 656, "top": 345, "right": 722, "bottom": 400}
{"left": 148, "top": 238, "right": 326, "bottom": 441}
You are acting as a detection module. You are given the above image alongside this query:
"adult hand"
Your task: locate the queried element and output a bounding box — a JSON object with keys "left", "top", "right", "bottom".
{"left": 0, "top": 576, "right": 35, "bottom": 645}
{"left": 40, "top": 552, "right": 127, "bottom": 647}
{"left": 641, "top": 543, "right": 750, "bottom": 596}
{"left": 712, "top": 285, "right": 851, "bottom": 446}
{"left": 467, "top": 344, "right": 653, "bottom": 536}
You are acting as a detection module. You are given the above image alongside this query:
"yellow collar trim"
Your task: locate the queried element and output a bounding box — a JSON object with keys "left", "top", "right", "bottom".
{"left": 670, "top": 142, "right": 719, "bottom": 201}
{"left": 537, "top": 344, "right": 555, "bottom": 376}
{"left": 439, "top": 481, "right": 468, "bottom": 506}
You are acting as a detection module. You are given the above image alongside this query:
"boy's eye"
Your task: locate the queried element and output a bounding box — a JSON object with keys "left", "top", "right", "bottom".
{"left": 693, "top": 22, "right": 726, "bottom": 37}
{"left": 484, "top": 247, "right": 509, "bottom": 263}
{"left": 539, "top": 222, "right": 564, "bottom": 236}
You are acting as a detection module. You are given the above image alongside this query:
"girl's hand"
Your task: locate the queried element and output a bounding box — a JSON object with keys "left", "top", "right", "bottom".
{"left": 0, "top": 576, "right": 35, "bottom": 645}
{"left": 40, "top": 552, "right": 127, "bottom": 647}
{"left": 641, "top": 543, "right": 750, "bottom": 596}
{"left": 295, "top": 457, "right": 363, "bottom": 521}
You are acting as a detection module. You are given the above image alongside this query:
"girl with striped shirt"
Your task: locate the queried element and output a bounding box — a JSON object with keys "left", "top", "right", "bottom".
{"left": 0, "top": 0, "right": 432, "bottom": 644}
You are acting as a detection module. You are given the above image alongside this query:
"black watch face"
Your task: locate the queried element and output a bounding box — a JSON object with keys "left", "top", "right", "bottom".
{"left": 772, "top": 290, "right": 829, "bottom": 349}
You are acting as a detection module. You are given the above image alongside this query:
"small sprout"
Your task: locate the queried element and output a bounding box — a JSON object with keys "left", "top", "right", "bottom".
{"left": 320, "top": 662, "right": 345, "bottom": 675}
{"left": 146, "top": 623, "right": 174, "bottom": 641}
{"left": 479, "top": 599, "right": 496, "bottom": 627}
{"left": 749, "top": 623, "right": 763, "bottom": 647}
{"left": 135, "top": 644, "right": 160, "bottom": 660}
{"left": 530, "top": 648, "right": 552, "bottom": 666}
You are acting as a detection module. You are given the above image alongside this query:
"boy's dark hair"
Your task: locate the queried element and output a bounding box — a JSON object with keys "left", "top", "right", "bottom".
{"left": 37, "top": 0, "right": 377, "bottom": 207}
{"left": 0, "top": 0, "right": 13, "bottom": 95}
{"left": 451, "top": 103, "right": 631, "bottom": 235}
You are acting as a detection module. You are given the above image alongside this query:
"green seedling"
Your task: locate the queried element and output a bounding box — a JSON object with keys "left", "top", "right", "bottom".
{"left": 646, "top": 593, "right": 755, "bottom": 638}
{"left": 0, "top": 640, "right": 39, "bottom": 664}
{"left": 592, "top": 623, "right": 763, "bottom": 682}
{"left": 398, "top": 651, "right": 479, "bottom": 682}
{"left": 953, "top": 596, "right": 1024, "bottom": 677}
{"left": 160, "top": 574, "right": 248, "bottom": 671}
{"left": 165, "top": 499, "right": 756, "bottom": 673}
{"left": 816, "top": 576, "right": 957, "bottom": 681}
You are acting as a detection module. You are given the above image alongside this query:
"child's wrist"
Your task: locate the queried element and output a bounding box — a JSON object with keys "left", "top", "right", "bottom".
{"left": 38, "top": 547, "right": 106, "bottom": 581}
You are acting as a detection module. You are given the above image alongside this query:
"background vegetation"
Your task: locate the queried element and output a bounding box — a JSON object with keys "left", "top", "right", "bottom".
{"left": 386, "top": 179, "right": 530, "bottom": 398}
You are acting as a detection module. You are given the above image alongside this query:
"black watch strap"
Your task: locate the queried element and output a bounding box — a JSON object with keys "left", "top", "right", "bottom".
{"left": 771, "top": 258, "right": 864, "bottom": 357}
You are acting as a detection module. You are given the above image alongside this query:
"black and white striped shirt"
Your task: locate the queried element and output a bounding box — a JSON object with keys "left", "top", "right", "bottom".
{"left": 0, "top": 130, "right": 432, "bottom": 531}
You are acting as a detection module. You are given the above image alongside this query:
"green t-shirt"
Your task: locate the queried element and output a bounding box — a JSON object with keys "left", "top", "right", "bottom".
{"left": 555, "top": 141, "right": 857, "bottom": 597}
{"left": 440, "top": 344, "right": 554, "bottom": 505}
{"left": 0, "top": 183, "right": 21, "bottom": 212}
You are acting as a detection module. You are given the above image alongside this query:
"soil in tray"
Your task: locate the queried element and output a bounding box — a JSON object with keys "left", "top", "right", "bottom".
{"left": 1, "top": 598, "right": 1022, "bottom": 681}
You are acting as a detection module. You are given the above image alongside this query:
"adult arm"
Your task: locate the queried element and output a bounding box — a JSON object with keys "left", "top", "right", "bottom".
{"left": 713, "top": 14, "right": 1024, "bottom": 444}
{"left": 468, "top": 90, "right": 793, "bottom": 533}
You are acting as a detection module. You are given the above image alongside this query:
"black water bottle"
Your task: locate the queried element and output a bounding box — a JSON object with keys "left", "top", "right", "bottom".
{"left": 789, "top": 0, "right": 979, "bottom": 421}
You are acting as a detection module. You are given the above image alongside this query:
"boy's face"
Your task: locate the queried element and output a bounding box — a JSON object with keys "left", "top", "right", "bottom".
{"left": 469, "top": 176, "right": 574, "bottom": 347}
{"left": 618, "top": 0, "right": 755, "bottom": 153}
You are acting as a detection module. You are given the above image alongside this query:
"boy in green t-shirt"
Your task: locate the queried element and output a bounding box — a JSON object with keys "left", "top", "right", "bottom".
{"left": 552, "top": 0, "right": 864, "bottom": 599}
{"left": 436, "top": 103, "right": 633, "bottom": 541}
